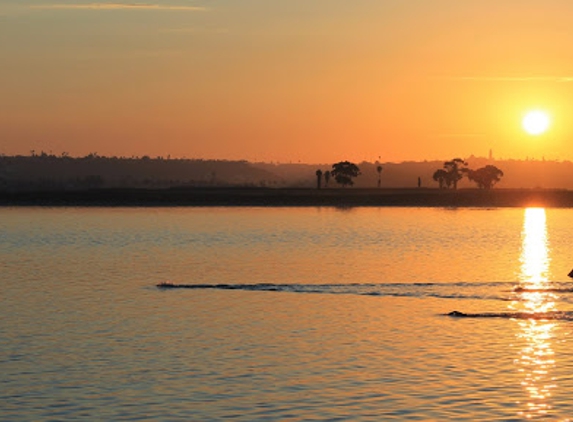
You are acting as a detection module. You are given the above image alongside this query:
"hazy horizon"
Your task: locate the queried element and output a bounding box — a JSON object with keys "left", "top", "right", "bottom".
{"left": 2, "top": 150, "right": 567, "bottom": 166}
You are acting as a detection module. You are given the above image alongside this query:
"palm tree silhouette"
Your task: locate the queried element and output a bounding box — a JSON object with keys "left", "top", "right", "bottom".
{"left": 315, "top": 169, "right": 323, "bottom": 189}
{"left": 376, "top": 165, "right": 383, "bottom": 188}
{"left": 324, "top": 170, "right": 331, "bottom": 188}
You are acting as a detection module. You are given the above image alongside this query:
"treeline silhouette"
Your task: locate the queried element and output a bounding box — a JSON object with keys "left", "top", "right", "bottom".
{"left": 432, "top": 159, "right": 503, "bottom": 189}
{"left": 0, "top": 153, "right": 280, "bottom": 191}
{"left": 315, "top": 159, "right": 504, "bottom": 190}
{"left": 1, "top": 152, "right": 573, "bottom": 191}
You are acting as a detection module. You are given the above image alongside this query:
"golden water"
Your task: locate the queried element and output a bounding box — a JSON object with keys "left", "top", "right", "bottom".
{"left": 2, "top": 207, "right": 573, "bottom": 420}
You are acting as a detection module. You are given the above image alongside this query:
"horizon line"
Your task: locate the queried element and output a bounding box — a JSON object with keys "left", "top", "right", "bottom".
{"left": 1, "top": 152, "right": 569, "bottom": 165}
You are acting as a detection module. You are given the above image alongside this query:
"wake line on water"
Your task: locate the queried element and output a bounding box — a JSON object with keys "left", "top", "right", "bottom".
{"left": 158, "top": 282, "right": 573, "bottom": 317}
{"left": 446, "top": 310, "right": 573, "bottom": 320}
{"left": 156, "top": 281, "right": 545, "bottom": 302}
{"left": 512, "top": 287, "right": 573, "bottom": 293}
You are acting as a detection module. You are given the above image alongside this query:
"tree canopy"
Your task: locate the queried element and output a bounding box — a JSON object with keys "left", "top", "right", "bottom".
{"left": 432, "top": 169, "right": 449, "bottom": 189}
{"left": 467, "top": 165, "right": 504, "bottom": 189}
{"left": 443, "top": 158, "right": 468, "bottom": 189}
{"left": 433, "top": 159, "right": 504, "bottom": 189}
{"left": 331, "top": 161, "right": 361, "bottom": 187}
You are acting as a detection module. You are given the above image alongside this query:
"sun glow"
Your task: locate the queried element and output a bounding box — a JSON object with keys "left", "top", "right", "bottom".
{"left": 519, "top": 208, "right": 550, "bottom": 288}
{"left": 522, "top": 110, "right": 550, "bottom": 136}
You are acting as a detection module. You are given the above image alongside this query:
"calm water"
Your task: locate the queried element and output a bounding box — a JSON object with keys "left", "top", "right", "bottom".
{"left": 2, "top": 206, "right": 573, "bottom": 421}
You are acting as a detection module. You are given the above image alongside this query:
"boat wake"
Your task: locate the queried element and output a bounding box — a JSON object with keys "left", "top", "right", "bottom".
{"left": 446, "top": 310, "right": 573, "bottom": 320}
{"left": 512, "top": 286, "right": 573, "bottom": 293}
{"left": 157, "top": 281, "right": 573, "bottom": 304}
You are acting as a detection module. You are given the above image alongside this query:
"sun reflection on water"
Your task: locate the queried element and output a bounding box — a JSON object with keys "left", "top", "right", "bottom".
{"left": 511, "top": 208, "right": 559, "bottom": 420}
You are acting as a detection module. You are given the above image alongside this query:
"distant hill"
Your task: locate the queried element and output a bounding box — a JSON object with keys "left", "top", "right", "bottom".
{"left": 1, "top": 153, "right": 573, "bottom": 191}
{"left": 0, "top": 154, "right": 280, "bottom": 191}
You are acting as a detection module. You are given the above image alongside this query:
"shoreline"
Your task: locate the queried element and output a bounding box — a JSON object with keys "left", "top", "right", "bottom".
{"left": 2, "top": 187, "right": 573, "bottom": 207}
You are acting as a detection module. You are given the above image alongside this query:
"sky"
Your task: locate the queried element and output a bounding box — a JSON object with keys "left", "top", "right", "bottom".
{"left": 2, "top": 0, "right": 573, "bottom": 163}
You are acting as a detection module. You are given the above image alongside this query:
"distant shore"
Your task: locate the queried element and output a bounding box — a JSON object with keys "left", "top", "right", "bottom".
{"left": 2, "top": 187, "right": 573, "bottom": 208}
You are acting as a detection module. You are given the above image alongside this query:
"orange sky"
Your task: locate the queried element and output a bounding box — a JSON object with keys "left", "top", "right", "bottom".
{"left": 2, "top": 1, "right": 573, "bottom": 163}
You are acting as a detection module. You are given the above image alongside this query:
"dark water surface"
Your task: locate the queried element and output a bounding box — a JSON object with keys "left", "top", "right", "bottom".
{"left": 2, "top": 207, "right": 573, "bottom": 420}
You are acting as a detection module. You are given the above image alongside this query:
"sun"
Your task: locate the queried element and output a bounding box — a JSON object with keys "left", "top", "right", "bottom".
{"left": 522, "top": 110, "right": 550, "bottom": 136}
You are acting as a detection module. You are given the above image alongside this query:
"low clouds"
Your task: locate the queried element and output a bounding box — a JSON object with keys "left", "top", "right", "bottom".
{"left": 29, "top": 3, "right": 206, "bottom": 11}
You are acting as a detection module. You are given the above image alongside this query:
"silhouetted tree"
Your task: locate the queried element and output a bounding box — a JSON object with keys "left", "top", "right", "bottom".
{"left": 315, "top": 169, "right": 323, "bottom": 189}
{"left": 84, "top": 152, "right": 99, "bottom": 160}
{"left": 331, "top": 161, "right": 361, "bottom": 187}
{"left": 433, "top": 169, "right": 448, "bottom": 189}
{"left": 443, "top": 158, "right": 468, "bottom": 189}
{"left": 467, "top": 165, "right": 504, "bottom": 189}
{"left": 324, "top": 170, "right": 331, "bottom": 187}
{"left": 376, "top": 165, "right": 383, "bottom": 188}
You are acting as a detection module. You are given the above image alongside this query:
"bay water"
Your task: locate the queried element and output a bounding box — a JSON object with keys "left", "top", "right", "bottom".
{"left": 2, "top": 206, "right": 573, "bottom": 421}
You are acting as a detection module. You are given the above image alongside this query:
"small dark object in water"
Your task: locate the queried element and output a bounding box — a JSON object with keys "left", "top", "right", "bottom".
{"left": 447, "top": 310, "right": 466, "bottom": 317}
{"left": 157, "top": 281, "right": 177, "bottom": 288}
{"left": 569, "top": 269, "right": 573, "bottom": 278}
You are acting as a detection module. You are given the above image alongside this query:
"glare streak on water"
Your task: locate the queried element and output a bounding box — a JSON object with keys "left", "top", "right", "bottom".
{"left": 510, "top": 208, "right": 560, "bottom": 420}
{"left": 3, "top": 207, "right": 573, "bottom": 421}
